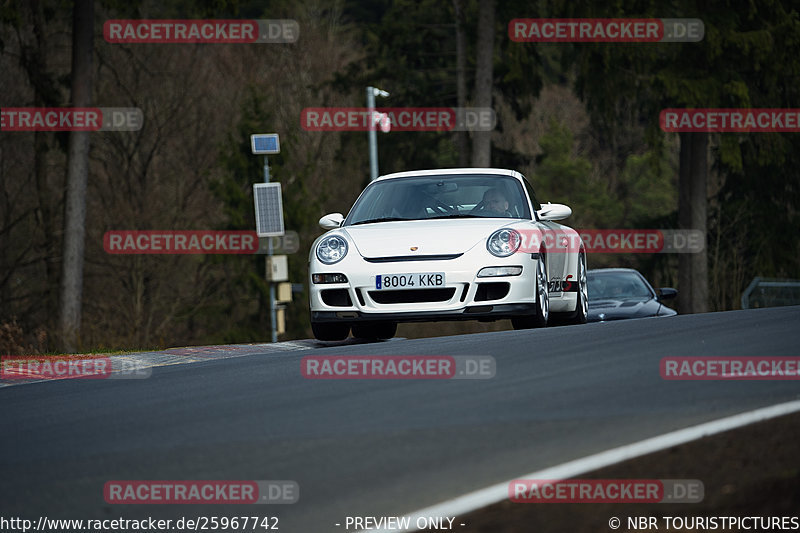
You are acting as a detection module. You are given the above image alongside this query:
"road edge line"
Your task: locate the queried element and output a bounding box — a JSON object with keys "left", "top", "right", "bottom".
{"left": 365, "top": 399, "right": 800, "bottom": 532}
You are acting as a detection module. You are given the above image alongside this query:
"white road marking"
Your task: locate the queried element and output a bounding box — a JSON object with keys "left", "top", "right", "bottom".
{"left": 360, "top": 399, "right": 800, "bottom": 532}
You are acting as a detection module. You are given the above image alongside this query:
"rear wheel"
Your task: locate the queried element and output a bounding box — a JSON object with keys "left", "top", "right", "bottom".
{"left": 566, "top": 251, "right": 588, "bottom": 324}
{"left": 352, "top": 321, "right": 397, "bottom": 340}
{"left": 311, "top": 322, "right": 350, "bottom": 341}
{"left": 512, "top": 250, "right": 549, "bottom": 330}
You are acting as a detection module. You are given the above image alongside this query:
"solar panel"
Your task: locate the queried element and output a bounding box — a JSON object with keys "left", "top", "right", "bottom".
{"left": 250, "top": 134, "right": 280, "bottom": 154}
{"left": 253, "top": 183, "right": 285, "bottom": 236}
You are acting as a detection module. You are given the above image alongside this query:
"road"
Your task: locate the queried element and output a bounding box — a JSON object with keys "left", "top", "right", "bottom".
{"left": 1, "top": 306, "right": 798, "bottom": 532}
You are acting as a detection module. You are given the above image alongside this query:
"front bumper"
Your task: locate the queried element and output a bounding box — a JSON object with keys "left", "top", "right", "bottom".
{"left": 309, "top": 248, "right": 541, "bottom": 322}
{"left": 311, "top": 303, "right": 539, "bottom": 323}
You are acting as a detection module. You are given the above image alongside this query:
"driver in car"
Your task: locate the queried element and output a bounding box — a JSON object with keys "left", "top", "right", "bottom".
{"left": 471, "top": 188, "right": 511, "bottom": 217}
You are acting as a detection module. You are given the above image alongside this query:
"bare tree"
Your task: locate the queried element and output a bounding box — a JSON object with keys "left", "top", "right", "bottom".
{"left": 1, "top": 2, "right": 70, "bottom": 342}
{"left": 77, "top": 3, "right": 363, "bottom": 348}
{"left": 471, "top": 0, "right": 494, "bottom": 167}
{"left": 678, "top": 132, "right": 709, "bottom": 314}
{"left": 453, "top": 0, "right": 469, "bottom": 166}
{"left": 59, "top": 0, "right": 94, "bottom": 351}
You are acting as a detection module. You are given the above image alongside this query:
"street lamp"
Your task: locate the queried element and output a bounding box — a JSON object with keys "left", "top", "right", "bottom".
{"left": 366, "top": 86, "right": 390, "bottom": 180}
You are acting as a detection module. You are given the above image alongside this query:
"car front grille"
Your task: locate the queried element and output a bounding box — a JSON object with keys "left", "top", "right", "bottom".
{"left": 368, "top": 288, "right": 456, "bottom": 304}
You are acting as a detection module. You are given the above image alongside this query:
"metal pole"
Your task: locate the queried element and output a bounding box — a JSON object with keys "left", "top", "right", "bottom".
{"left": 264, "top": 156, "right": 277, "bottom": 343}
{"left": 367, "top": 86, "right": 378, "bottom": 181}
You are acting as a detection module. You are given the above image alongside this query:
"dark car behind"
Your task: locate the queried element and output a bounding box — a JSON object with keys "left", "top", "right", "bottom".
{"left": 587, "top": 268, "right": 677, "bottom": 322}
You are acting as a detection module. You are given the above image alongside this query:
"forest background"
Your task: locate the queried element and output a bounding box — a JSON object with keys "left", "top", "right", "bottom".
{"left": 1, "top": 0, "right": 798, "bottom": 353}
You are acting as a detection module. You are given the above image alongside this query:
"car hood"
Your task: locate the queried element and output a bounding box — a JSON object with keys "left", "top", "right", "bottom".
{"left": 342, "top": 218, "right": 518, "bottom": 258}
{"left": 587, "top": 297, "right": 675, "bottom": 321}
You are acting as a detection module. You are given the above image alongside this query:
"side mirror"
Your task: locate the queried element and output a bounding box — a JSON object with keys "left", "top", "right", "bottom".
{"left": 657, "top": 287, "right": 678, "bottom": 301}
{"left": 537, "top": 202, "right": 572, "bottom": 221}
{"left": 319, "top": 213, "right": 344, "bottom": 230}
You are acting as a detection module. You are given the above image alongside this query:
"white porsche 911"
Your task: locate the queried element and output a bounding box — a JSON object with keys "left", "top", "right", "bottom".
{"left": 308, "top": 168, "right": 587, "bottom": 341}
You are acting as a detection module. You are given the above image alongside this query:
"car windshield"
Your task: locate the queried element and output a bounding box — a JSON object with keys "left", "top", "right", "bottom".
{"left": 588, "top": 272, "right": 654, "bottom": 300}
{"left": 345, "top": 174, "right": 531, "bottom": 225}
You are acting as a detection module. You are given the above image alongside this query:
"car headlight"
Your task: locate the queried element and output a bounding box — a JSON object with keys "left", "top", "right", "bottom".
{"left": 316, "top": 235, "right": 349, "bottom": 264}
{"left": 486, "top": 228, "right": 521, "bottom": 257}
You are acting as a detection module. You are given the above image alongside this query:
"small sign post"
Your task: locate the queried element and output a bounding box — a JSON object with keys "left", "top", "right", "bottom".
{"left": 251, "top": 133, "right": 282, "bottom": 343}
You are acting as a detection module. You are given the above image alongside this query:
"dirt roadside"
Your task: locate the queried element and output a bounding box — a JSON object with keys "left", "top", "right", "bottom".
{"left": 458, "top": 411, "right": 800, "bottom": 532}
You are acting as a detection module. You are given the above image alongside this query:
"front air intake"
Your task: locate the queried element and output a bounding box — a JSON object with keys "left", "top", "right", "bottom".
{"left": 368, "top": 288, "right": 456, "bottom": 304}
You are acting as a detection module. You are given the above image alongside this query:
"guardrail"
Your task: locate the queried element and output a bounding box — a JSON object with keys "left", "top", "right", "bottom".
{"left": 741, "top": 277, "right": 800, "bottom": 309}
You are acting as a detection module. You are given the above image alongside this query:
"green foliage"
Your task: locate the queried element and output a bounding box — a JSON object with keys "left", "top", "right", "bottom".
{"left": 6, "top": 0, "right": 799, "bottom": 349}
{"left": 532, "top": 116, "right": 676, "bottom": 233}
{"left": 618, "top": 148, "right": 675, "bottom": 225}
{"left": 0, "top": 4, "right": 20, "bottom": 52}
{"left": 210, "top": 89, "right": 321, "bottom": 342}
{"left": 565, "top": 0, "right": 800, "bottom": 308}
{"left": 102, "top": 0, "right": 243, "bottom": 17}
{"left": 534, "top": 118, "right": 616, "bottom": 226}
{"left": 534, "top": 119, "right": 591, "bottom": 194}
{"left": 333, "top": 0, "right": 548, "bottom": 172}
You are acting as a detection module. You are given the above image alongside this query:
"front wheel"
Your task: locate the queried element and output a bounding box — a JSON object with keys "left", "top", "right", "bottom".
{"left": 311, "top": 322, "right": 350, "bottom": 341}
{"left": 512, "top": 250, "right": 549, "bottom": 330}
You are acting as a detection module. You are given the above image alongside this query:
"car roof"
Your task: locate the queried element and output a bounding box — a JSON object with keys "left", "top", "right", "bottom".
{"left": 376, "top": 168, "right": 523, "bottom": 181}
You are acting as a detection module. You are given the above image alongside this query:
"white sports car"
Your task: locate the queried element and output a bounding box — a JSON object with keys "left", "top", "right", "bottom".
{"left": 308, "top": 168, "right": 587, "bottom": 341}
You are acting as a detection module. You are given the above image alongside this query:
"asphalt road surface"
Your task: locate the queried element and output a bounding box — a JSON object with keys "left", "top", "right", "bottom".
{"left": 1, "top": 306, "right": 798, "bottom": 532}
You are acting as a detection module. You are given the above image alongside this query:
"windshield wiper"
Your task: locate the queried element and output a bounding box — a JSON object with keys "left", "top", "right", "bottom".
{"left": 350, "top": 217, "right": 412, "bottom": 225}
{"left": 426, "top": 214, "right": 483, "bottom": 220}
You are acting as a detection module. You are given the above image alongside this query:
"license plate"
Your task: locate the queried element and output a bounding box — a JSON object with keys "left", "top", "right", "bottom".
{"left": 375, "top": 272, "right": 445, "bottom": 290}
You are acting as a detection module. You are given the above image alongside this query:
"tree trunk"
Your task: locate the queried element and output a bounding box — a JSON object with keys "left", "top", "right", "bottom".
{"left": 678, "top": 132, "right": 709, "bottom": 314}
{"left": 59, "top": 0, "right": 94, "bottom": 352}
{"left": 453, "top": 0, "right": 469, "bottom": 166}
{"left": 471, "top": 0, "right": 494, "bottom": 167}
